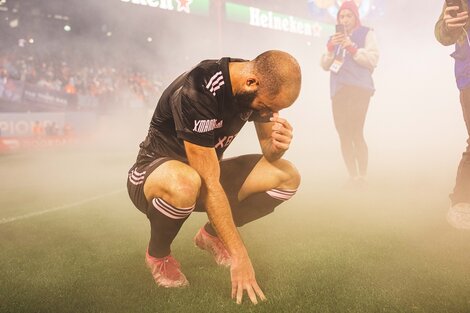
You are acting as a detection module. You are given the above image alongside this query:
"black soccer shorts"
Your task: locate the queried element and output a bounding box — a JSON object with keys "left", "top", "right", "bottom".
{"left": 127, "top": 154, "right": 263, "bottom": 215}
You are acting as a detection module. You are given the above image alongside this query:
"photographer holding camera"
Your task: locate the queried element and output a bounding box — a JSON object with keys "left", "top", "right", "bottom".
{"left": 320, "top": 1, "right": 379, "bottom": 188}
{"left": 435, "top": 0, "right": 470, "bottom": 229}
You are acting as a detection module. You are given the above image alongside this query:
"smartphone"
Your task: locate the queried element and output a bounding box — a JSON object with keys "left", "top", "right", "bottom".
{"left": 335, "top": 24, "right": 345, "bottom": 34}
{"left": 445, "top": 0, "right": 463, "bottom": 17}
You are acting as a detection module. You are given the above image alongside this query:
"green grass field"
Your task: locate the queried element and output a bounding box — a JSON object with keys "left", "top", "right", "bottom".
{"left": 1, "top": 146, "right": 470, "bottom": 313}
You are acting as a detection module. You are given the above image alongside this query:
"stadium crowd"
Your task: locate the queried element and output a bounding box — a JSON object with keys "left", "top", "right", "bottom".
{"left": 0, "top": 50, "right": 163, "bottom": 111}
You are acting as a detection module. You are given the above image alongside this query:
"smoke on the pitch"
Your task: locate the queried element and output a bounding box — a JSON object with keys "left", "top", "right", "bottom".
{"left": 90, "top": 0, "right": 463, "bottom": 200}
{"left": 3, "top": 0, "right": 463, "bottom": 216}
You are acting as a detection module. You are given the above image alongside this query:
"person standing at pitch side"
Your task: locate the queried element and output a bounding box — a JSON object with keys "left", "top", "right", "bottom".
{"left": 127, "top": 50, "right": 301, "bottom": 304}
{"left": 320, "top": 1, "right": 379, "bottom": 187}
{"left": 435, "top": 0, "right": 470, "bottom": 229}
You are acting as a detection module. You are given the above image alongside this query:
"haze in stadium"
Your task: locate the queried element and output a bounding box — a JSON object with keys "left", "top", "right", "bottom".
{"left": 1, "top": 1, "right": 469, "bottom": 312}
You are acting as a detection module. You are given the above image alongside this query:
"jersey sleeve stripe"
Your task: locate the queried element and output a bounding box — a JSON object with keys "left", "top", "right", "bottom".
{"left": 206, "top": 71, "right": 223, "bottom": 89}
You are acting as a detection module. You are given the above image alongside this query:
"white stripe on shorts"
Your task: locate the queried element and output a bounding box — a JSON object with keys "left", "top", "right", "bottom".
{"left": 129, "top": 169, "right": 146, "bottom": 185}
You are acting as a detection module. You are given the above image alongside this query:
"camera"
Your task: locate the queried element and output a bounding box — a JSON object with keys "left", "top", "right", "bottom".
{"left": 335, "top": 24, "right": 345, "bottom": 34}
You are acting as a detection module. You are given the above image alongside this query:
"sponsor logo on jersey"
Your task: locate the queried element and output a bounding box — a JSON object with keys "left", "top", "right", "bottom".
{"left": 206, "top": 71, "right": 225, "bottom": 96}
{"left": 193, "top": 119, "right": 223, "bottom": 133}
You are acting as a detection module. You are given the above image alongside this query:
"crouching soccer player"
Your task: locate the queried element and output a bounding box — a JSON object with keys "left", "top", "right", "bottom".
{"left": 127, "top": 50, "right": 301, "bottom": 304}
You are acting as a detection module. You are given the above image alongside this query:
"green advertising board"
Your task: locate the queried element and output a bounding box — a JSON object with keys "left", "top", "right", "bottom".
{"left": 225, "top": 2, "right": 333, "bottom": 38}
{"left": 120, "top": 0, "right": 210, "bottom": 16}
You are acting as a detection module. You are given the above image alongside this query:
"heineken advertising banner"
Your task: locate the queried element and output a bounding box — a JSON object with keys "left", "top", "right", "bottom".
{"left": 120, "top": 0, "right": 210, "bottom": 16}
{"left": 225, "top": 2, "right": 332, "bottom": 38}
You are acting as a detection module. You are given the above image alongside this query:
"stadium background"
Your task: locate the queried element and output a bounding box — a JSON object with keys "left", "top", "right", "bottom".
{"left": 1, "top": 1, "right": 470, "bottom": 312}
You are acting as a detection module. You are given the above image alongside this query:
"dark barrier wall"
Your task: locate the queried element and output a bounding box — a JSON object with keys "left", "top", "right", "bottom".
{"left": 0, "top": 112, "right": 96, "bottom": 137}
{"left": 0, "top": 79, "right": 77, "bottom": 112}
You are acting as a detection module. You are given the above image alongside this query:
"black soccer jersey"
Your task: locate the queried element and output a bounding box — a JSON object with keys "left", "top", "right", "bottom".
{"left": 136, "top": 57, "right": 264, "bottom": 165}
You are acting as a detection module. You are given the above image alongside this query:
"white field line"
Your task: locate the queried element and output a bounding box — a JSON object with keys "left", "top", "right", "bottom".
{"left": 0, "top": 189, "right": 125, "bottom": 225}
{"left": 0, "top": 153, "right": 28, "bottom": 160}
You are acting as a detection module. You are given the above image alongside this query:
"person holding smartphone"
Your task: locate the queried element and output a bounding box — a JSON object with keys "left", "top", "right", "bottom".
{"left": 435, "top": 0, "right": 470, "bottom": 229}
{"left": 320, "top": 1, "right": 379, "bottom": 188}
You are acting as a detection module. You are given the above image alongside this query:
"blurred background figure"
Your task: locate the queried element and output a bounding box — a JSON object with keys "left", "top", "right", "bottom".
{"left": 435, "top": 0, "right": 470, "bottom": 229}
{"left": 31, "top": 120, "right": 44, "bottom": 137}
{"left": 320, "top": 0, "right": 379, "bottom": 188}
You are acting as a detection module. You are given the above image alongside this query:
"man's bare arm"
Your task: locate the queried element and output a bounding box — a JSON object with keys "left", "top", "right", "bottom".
{"left": 184, "top": 141, "right": 266, "bottom": 304}
{"left": 255, "top": 113, "right": 293, "bottom": 162}
{"left": 184, "top": 141, "right": 244, "bottom": 256}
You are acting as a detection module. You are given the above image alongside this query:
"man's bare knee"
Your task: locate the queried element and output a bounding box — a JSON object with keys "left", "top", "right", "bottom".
{"left": 271, "top": 158, "right": 301, "bottom": 190}
{"left": 168, "top": 168, "right": 202, "bottom": 204}
{"left": 145, "top": 163, "right": 201, "bottom": 207}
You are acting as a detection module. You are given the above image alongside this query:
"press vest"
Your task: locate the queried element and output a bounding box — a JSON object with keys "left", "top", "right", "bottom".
{"left": 330, "top": 26, "right": 375, "bottom": 98}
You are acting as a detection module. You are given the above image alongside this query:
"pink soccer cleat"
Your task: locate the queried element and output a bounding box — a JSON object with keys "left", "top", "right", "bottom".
{"left": 193, "top": 227, "right": 231, "bottom": 267}
{"left": 145, "top": 250, "right": 189, "bottom": 288}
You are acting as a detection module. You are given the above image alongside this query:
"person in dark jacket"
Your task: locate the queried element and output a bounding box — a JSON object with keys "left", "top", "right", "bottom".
{"left": 435, "top": 0, "right": 470, "bottom": 229}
